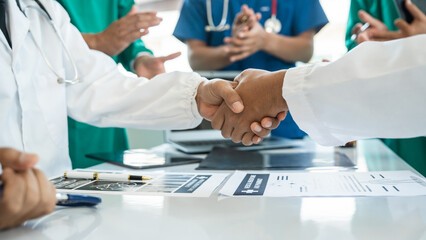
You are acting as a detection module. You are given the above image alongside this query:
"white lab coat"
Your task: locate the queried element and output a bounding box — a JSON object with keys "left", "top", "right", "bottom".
{"left": 0, "top": 0, "right": 203, "bottom": 176}
{"left": 284, "top": 35, "right": 426, "bottom": 146}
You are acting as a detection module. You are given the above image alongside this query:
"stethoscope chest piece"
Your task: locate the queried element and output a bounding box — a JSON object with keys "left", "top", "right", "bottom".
{"left": 265, "top": 15, "right": 281, "bottom": 33}
{"left": 264, "top": 0, "right": 281, "bottom": 33}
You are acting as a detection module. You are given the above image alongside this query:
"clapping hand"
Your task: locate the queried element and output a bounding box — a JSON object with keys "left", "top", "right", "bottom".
{"left": 223, "top": 5, "right": 265, "bottom": 63}
{"left": 84, "top": 6, "right": 162, "bottom": 56}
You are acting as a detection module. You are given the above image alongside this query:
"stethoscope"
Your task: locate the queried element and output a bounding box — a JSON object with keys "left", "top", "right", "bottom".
{"left": 205, "top": 0, "right": 282, "bottom": 33}
{"left": 16, "top": 0, "right": 81, "bottom": 84}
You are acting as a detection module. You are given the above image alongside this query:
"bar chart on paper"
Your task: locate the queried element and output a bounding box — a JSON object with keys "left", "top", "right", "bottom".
{"left": 219, "top": 171, "right": 426, "bottom": 197}
{"left": 51, "top": 172, "right": 229, "bottom": 197}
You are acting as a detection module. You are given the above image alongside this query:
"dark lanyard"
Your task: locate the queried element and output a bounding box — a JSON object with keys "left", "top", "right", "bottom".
{"left": 0, "top": 0, "right": 11, "bottom": 47}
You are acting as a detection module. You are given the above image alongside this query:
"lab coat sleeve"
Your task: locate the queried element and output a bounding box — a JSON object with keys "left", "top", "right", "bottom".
{"left": 50, "top": 1, "right": 204, "bottom": 130}
{"left": 283, "top": 35, "right": 426, "bottom": 146}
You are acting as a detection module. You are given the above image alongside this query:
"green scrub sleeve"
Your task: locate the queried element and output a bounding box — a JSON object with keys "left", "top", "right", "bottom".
{"left": 345, "top": 0, "right": 367, "bottom": 51}
{"left": 117, "top": 0, "right": 154, "bottom": 72}
{"left": 345, "top": 0, "right": 400, "bottom": 52}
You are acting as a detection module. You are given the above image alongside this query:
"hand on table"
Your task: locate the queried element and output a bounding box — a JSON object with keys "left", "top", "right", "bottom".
{"left": 83, "top": 6, "right": 162, "bottom": 56}
{"left": 134, "top": 52, "right": 181, "bottom": 79}
{"left": 0, "top": 148, "right": 56, "bottom": 230}
{"left": 211, "top": 69, "right": 288, "bottom": 145}
{"left": 371, "top": 0, "right": 426, "bottom": 40}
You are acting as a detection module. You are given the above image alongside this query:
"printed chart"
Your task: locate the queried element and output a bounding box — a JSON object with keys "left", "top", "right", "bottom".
{"left": 51, "top": 173, "right": 228, "bottom": 197}
{"left": 220, "top": 171, "right": 426, "bottom": 197}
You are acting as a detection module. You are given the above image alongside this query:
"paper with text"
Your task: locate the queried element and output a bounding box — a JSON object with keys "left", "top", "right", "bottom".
{"left": 219, "top": 171, "right": 426, "bottom": 197}
{"left": 52, "top": 172, "right": 229, "bottom": 197}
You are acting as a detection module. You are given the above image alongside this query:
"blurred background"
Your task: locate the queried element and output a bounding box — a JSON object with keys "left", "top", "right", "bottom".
{"left": 125, "top": 0, "right": 351, "bottom": 149}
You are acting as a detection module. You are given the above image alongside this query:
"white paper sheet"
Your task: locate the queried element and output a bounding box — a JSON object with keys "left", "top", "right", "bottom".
{"left": 51, "top": 172, "right": 229, "bottom": 197}
{"left": 219, "top": 171, "right": 426, "bottom": 197}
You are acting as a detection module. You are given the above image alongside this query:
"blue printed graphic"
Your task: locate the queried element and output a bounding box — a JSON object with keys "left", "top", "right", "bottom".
{"left": 175, "top": 175, "right": 211, "bottom": 193}
{"left": 234, "top": 174, "right": 269, "bottom": 196}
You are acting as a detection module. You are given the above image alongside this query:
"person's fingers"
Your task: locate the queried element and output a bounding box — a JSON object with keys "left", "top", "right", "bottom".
{"left": 246, "top": 13, "right": 260, "bottom": 29}
{"left": 126, "top": 30, "right": 149, "bottom": 42}
{"left": 251, "top": 135, "right": 263, "bottom": 144}
{"left": 256, "top": 12, "right": 262, "bottom": 21}
{"left": 250, "top": 122, "right": 272, "bottom": 138}
{"left": 224, "top": 45, "right": 245, "bottom": 55}
{"left": 406, "top": 0, "right": 426, "bottom": 20}
{"left": 211, "top": 81, "right": 244, "bottom": 113}
{"left": 139, "top": 28, "right": 150, "bottom": 38}
{"left": 230, "top": 51, "right": 252, "bottom": 62}
{"left": 231, "top": 123, "right": 246, "bottom": 143}
{"left": 126, "top": 5, "right": 138, "bottom": 16}
{"left": 394, "top": 18, "right": 411, "bottom": 33}
{"left": 242, "top": 5, "right": 251, "bottom": 15}
{"left": 358, "top": 10, "right": 384, "bottom": 27}
{"left": 224, "top": 36, "right": 246, "bottom": 46}
{"left": 211, "top": 109, "right": 225, "bottom": 130}
{"left": 132, "top": 15, "right": 162, "bottom": 30}
{"left": 370, "top": 29, "right": 402, "bottom": 40}
{"left": 0, "top": 168, "right": 26, "bottom": 229}
{"left": 351, "top": 23, "right": 363, "bottom": 35}
{"left": 221, "top": 119, "right": 234, "bottom": 139}
{"left": 125, "top": 13, "right": 162, "bottom": 33}
{"left": 241, "top": 132, "right": 255, "bottom": 146}
{"left": 261, "top": 116, "right": 279, "bottom": 129}
{"left": 0, "top": 148, "right": 38, "bottom": 170}
{"left": 356, "top": 31, "right": 370, "bottom": 44}
{"left": 276, "top": 111, "right": 287, "bottom": 121}
{"left": 18, "top": 170, "right": 40, "bottom": 222}
{"left": 160, "top": 52, "right": 182, "bottom": 62}
{"left": 259, "top": 112, "right": 286, "bottom": 129}
{"left": 30, "top": 169, "right": 56, "bottom": 219}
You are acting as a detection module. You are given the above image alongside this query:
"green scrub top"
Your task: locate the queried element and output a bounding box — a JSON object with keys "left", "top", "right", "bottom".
{"left": 345, "top": 0, "right": 400, "bottom": 51}
{"left": 346, "top": 0, "right": 426, "bottom": 177}
{"left": 57, "top": 0, "right": 153, "bottom": 169}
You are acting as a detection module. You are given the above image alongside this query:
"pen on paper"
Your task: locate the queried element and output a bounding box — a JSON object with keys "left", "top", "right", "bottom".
{"left": 64, "top": 171, "right": 152, "bottom": 181}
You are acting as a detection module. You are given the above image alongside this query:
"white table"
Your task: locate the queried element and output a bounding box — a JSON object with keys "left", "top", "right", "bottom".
{"left": 1, "top": 139, "right": 425, "bottom": 240}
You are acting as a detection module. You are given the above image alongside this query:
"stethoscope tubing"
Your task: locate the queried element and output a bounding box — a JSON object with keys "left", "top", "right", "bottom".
{"left": 15, "top": 0, "right": 81, "bottom": 84}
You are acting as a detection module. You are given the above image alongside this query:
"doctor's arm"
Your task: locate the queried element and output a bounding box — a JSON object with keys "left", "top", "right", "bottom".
{"left": 187, "top": 40, "right": 234, "bottom": 71}
{"left": 213, "top": 35, "right": 426, "bottom": 146}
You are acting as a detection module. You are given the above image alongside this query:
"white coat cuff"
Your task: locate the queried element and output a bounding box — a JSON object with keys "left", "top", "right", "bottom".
{"left": 284, "top": 65, "right": 345, "bottom": 146}
{"left": 189, "top": 77, "right": 205, "bottom": 126}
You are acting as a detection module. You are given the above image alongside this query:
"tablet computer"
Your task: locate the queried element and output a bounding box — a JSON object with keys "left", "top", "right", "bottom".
{"left": 86, "top": 149, "right": 202, "bottom": 169}
{"left": 394, "top": 0, "right": 426, "bottom": 23}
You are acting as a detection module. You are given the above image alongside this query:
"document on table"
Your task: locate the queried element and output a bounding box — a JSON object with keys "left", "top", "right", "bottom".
{"left": 51, "top": 172, "right": 229, "bottom": 197}
{"left": 219, "top": 171, "right": 426, "bottom": 197}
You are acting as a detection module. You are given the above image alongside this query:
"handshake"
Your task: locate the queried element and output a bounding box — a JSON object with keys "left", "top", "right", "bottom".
{"left": 196, "top": 69, "right": 289, "bottom": 146}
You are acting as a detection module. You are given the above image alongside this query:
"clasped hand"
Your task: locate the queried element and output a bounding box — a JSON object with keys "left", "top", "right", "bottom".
{"left": 196, "top": 69, "right": 288, "bottom": 146}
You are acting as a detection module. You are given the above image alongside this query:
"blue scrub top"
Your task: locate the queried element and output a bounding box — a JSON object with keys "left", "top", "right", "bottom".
{"left": 173, "top": 0, "right": 328, "bottom": 139}
{"left": 174, "top": 0, "right": 328, "bottom": 71}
